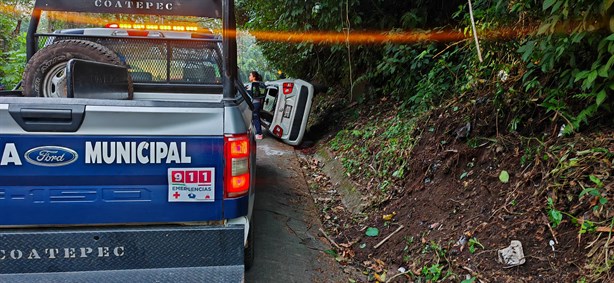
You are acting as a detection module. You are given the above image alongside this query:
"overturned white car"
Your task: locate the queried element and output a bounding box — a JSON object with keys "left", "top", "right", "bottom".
{"left": 248, "top": 79, "right": 314, "bottom": 146}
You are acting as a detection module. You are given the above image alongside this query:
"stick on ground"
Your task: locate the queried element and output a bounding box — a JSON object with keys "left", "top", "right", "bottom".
{"left": 375, "top": 225, "right": 405, "bottom": 249}
{"left": 319, "top": 228, "right": 341, "bottom": 250}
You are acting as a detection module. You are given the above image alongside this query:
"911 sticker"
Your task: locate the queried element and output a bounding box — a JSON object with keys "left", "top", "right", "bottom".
{"left": 168, "top": 168, "right": 215, "bottom": 202}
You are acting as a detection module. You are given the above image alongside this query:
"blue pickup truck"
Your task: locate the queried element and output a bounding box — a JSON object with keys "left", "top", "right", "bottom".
{"left": 0, "top": 0, "right": 278, "bottom": 281}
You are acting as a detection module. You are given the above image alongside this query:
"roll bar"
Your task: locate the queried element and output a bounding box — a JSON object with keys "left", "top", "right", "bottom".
{"left": 26, "top": 0, "right": 237, "bottom": 99}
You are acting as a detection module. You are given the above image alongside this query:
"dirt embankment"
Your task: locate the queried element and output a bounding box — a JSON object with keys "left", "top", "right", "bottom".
{"left": 298, "top": 94, "right": 614, "bottom": 282}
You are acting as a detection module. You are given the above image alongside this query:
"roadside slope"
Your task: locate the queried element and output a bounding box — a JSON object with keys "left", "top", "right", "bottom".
{"left": 300, "top": 94, "right": 613, "bottom": 282}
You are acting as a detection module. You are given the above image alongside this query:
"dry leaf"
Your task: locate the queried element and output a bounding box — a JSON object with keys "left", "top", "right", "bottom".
{"left": 382, "top": 212, "right": 396, "bottom": 221}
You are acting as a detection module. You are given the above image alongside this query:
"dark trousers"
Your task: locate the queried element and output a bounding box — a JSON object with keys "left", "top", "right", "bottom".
{"left": 252, "top": 98, "right": 262, "bottom": 135}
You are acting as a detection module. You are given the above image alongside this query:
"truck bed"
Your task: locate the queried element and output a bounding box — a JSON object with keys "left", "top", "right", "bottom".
{"left": 0, "top": 96, "right": 251, "bottom": 226}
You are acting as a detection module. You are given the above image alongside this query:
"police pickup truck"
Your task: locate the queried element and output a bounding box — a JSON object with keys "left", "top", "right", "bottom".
{"left": 0, "top": 0, "right": 316, "bottom": 281}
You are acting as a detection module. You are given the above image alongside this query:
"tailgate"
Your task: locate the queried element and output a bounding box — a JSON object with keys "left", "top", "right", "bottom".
{"left": 0, "top": 226, "right": 244, "bottom": 282}
{"left": 0, "top": 100, "right": 231, "bottom": 226}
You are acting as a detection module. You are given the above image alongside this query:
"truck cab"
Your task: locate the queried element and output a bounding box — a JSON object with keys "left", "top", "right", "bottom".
{"left": 0, "top": 0, "right": 254, "bottom": 281}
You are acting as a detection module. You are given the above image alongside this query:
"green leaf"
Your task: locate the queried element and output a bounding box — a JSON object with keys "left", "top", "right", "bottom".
{"left": 365, "top": 227, "right": 379, "bottom": 237}
{"left": 580, "top": 220, "right": 595, "bottom": 234}
{"left": 543, "top": 0, "right": 556, "bottom": 10}
{"left": 589, "top": 175, "right": 603, "bottom": 187}
{"left": 580, "top": 187, "right": 597, "bottom": 198}
{"left": 460, "top": 172, "right": 468, "bottom": 180}
{"left": 549, "top": 209, "right": 562, "bottom": 227}
{"left": 392, "top": 168, "right": 404, "bottom": 178}
{"left": 499, "top": 170, "right": 510, "bottom": 183}
{"left": 596, "top": 90, "right": 607, "bottom": 106}
{"left": 551, "top": 0, "right": 563, "bottom": 13}
{"left": 598, "top": 65, "right": 610, "bottom": 78}
{"left": 586, "top": 70, "right": 598, "bottom": 86}
{"left": 324, "top": 249, "right": 338, "bottom": 257}
{"left": 574, "top": 70, "right": 590, "bottom": 82}
{"left": 605, "top": 55, "right": 614, "bottom": 71}
{"left": 537, "top": 23, "right": 551, "bottom": 34}
{"left": 461, "top": 278, "right": 476, "bottom": 283}
{"left": 518, "top": 41, "right": 535, "bottom": 62}
{"left": 469, "top": 245, "right": 482, "bottom": 254}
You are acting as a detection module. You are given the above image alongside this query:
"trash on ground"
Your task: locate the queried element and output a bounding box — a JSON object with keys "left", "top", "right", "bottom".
{"left": 497, "top": 240, "right": 526, "bottom": 266}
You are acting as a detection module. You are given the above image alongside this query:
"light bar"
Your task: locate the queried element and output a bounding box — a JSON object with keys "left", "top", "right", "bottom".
{"left": 105, "top": 23, "right": 199, "bottom": 32}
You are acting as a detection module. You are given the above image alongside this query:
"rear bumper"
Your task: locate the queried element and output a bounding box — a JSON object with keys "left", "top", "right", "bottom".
{"left": 0, "top": 225, "right": 244, "bottom": 282}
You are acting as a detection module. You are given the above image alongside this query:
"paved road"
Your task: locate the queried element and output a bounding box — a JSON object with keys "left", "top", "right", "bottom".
{"left": 245, "top": 136, "right": 347, "bottom": 282}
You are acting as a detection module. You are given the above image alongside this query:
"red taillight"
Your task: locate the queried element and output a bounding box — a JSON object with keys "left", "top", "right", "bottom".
{"left": 273, "top": 126, "right": 283, "bottom": 138}
{"left": 283, "top": 83, "right": 294, "bottom": 95}
{"left": 224, "top": 134, "right": 250, "bottom": 198}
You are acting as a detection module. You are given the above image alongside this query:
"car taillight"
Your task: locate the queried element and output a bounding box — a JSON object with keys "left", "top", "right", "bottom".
{"left": 283, "top": 83, "right": 294, "bottom": 95}
{"left": 224, "top": 134, "right": 250, "bottom": 198}
{"left": 273, "top": 126, "right": 283, "bottom": 138}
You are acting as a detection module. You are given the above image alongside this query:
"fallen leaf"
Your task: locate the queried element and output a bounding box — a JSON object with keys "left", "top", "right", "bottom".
{"left": 460, "top": 172, "right": 468, "bottom": 180}
{"left": 499, "top": 170, "right": 510, "bottom": 183}
{"left": 374, "top": 272, "right": 386, "bottom": 282}
{"left": 365, "top": 227, "right": 380, "bottom": 237}
{"left": 382, "top": 212, "right": 396, "bottom": 221}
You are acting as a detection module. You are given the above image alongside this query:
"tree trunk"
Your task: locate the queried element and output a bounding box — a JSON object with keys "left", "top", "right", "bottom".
{"left": 12, "top": 19, "right": 22, "bottom": 37}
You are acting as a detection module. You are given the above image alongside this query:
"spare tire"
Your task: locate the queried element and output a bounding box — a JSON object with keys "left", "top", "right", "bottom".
{"left": 22, "top": 39, "right": 131, "bottom": 98}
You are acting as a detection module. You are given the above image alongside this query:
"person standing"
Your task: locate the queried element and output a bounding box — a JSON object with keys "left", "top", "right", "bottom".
{"left": 248, "top": 71, "right": 264, "bottom": 140}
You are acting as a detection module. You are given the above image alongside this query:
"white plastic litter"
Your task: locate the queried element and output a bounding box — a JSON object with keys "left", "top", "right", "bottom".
{"left": 497, "top": 240, "right": 526, "bottom": 266}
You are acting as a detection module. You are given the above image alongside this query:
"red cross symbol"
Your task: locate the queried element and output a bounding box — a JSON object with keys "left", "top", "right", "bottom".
{"left": 173, "top": 192, "right": 181, "bottom": 199}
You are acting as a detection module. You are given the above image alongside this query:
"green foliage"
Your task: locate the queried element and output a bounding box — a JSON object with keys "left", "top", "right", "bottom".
{"left": 0, "top": 33, "right": 26, "bottom": 89}
{"left": 237, "top": 32, "right": 278, "bottom": 81}
{"left": 0, "top": 0, "right": 31, "bottom": 88}
{"left": 421, "top": 263, "right": 444, "bottom": 281}
{"left": 520, "top": 139, "right": 546, "bottom": 167}
{"left": 579, "top": 175, "right": 608, "bottom": 211}
{"left": 547, "top": 197, "right": 563, "bottom": 228}
{"left": 374, "top": 42, "right": 468, "bottom": 112}
{"left": 579, "top": 219, "right": 596, "bottom": 234}
{"left": 468, "top": 237, "right": 484, "bottom": 254}
{"left": 237, "top": 0, "right": 465, "bottom": 94}
{"left": 518, "top": 0, "right": 614, "bottom": 134}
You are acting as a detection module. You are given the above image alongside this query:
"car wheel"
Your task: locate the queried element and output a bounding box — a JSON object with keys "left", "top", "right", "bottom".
{"left": 22, "top": 39, "right": 132, "bottom": 98}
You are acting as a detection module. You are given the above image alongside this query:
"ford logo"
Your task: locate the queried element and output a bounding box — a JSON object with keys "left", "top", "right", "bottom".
{"left": 24, "top": 146, "right": 79, "bottom": 167}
